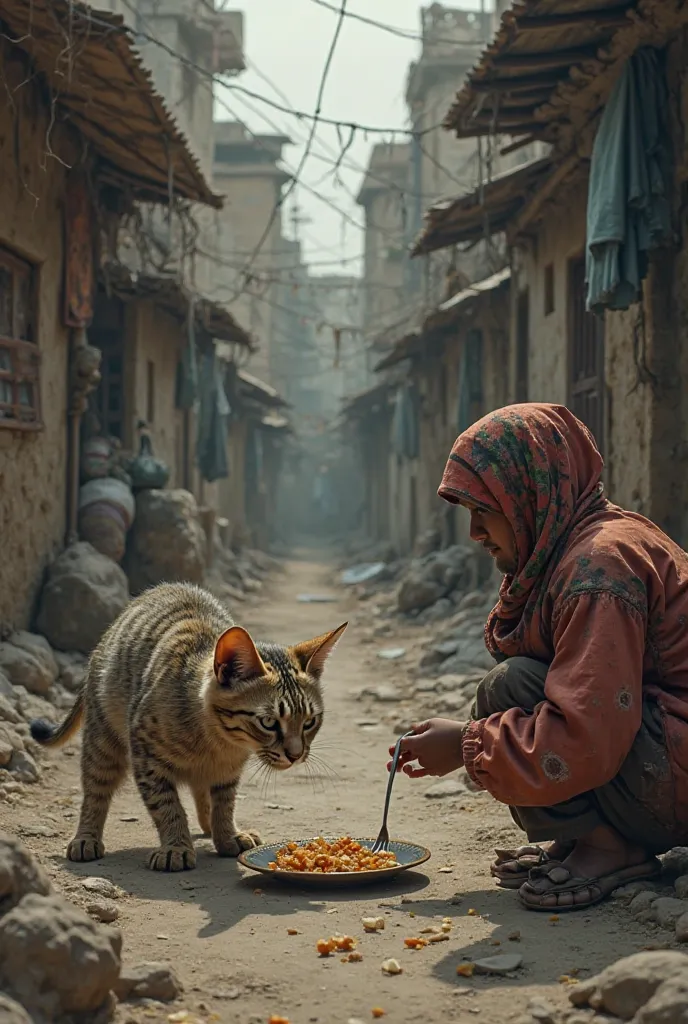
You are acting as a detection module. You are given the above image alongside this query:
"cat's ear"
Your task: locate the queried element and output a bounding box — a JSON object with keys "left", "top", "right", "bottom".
{"left": 290, "top": 622, "right": 348, "bottom": 681}
{"left": 214, "top": 627, "right": 266, "bottom": 685}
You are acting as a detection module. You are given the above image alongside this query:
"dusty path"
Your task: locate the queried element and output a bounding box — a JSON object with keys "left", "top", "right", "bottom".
{"left": 0, "top": 558, "right": 661, "bottom": 1024}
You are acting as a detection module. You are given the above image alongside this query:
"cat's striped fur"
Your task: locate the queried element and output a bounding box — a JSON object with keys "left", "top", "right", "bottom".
{"left": 31, "top": 582, "right": 346, "bottom": 872}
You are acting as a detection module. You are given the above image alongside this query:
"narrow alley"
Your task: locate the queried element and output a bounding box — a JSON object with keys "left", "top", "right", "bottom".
{"left": 0, "top": 557, "right": 671, "bottom": 1024}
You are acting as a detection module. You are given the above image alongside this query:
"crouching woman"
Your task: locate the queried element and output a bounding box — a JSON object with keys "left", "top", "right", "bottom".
{"left": 390, "top": 403, "right": 688, "bottom": 911}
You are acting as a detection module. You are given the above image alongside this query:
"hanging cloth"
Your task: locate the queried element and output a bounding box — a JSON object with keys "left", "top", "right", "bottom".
{"left": 196, "top": 348, "right": 230, "bottom": 483}
{"left": 586, "top": 47, "right": 672, "bottom": 315}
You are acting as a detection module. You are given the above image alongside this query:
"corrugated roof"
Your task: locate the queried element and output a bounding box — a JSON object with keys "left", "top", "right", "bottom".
{"left": 375, "top": 268, "right": 511, "bottom": 371}
{"left": 413, "top": 156, "right": 553, "bottom": 255}
{"left": 104, "top": 266, "right": 254, "bottom": 349}
{"left": 1, "top": 0, "right": 220, "bottom": 207}
{"left": 444, "top": 0, "right": 649, "bottom": 142}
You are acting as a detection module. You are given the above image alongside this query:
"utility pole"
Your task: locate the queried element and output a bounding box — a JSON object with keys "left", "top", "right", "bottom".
{"left": 290, "top": 195, "right": 312, "bottom": 243}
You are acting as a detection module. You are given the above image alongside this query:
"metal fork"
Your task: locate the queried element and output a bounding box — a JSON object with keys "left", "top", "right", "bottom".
{"left": 371, "top": 730, "right": 415, "bottom": 854}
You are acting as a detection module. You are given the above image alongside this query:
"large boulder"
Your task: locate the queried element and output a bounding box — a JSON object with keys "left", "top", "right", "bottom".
{"left": 36, "top": 543, "right": 129, "bottom": 655}
{"left": 0, "top": 893, "right": 121, "bottom": 1020}
{"left": 570, "top": 950, "right": 688, "bottom": 1019}
{"left": 0, "top": 632, "right": 57, "bottom": 697}
{"left": 124, "top": 489, "right": 206, "bottom": 595}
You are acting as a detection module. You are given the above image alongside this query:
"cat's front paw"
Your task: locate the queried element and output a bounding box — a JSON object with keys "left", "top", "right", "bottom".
{"left": 67, "top": 835, "right": 104, "bottom": 862}
{"left": 147, "top": 844, "right": 196, "bottom": 872}
{"left": 215, "top": 829, "right": 262, "bottom": 857}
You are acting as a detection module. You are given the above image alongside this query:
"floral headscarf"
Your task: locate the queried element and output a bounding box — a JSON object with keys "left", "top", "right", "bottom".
{"left": 438, "top": 403, "right": 608, "bottom": 659}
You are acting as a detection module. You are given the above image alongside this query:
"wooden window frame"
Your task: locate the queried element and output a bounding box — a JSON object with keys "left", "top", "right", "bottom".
{"left": 0, "top": 245, "right": 41, "bottom": 431}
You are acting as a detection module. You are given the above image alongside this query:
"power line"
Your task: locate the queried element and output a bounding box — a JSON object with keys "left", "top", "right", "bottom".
{"left": 221, "top": 0, "right": 350, "bottom": 296}
{"left": 309, "top": 0, "right": 424, "bottom": 41}
{"left": 309, "top": 0, "right": 491, "bottom": 47}
{"left": 74, "top": 5, "right": 442, "bottom": 138}
{"left": 232, "top": 57, "right": 465, "bottom": 204}
{"left": 112, "top": 0, "right": 480, "bottom": 279}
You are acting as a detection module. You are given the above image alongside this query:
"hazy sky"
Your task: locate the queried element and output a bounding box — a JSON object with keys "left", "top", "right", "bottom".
{"left": 215, "top": 0, "right": 489, "bottom": 275}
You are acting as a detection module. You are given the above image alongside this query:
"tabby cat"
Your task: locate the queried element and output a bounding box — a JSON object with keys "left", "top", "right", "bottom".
{"left": 31, "top": 582, "right": 346, "bottom": 872}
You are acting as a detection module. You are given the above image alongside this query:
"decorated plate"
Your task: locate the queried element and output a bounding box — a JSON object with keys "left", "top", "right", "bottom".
{"left": 239, "top": 837, "right": 431, "bottom": 888}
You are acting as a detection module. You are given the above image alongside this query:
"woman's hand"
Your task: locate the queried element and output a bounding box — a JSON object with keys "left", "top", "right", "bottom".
{"left": 387, "top": 719, "right": 467, "bottom": 778}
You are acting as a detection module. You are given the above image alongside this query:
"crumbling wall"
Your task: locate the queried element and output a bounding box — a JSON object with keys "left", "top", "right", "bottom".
{"left": 520, "top": 178, "right": 588, "bottom": 406}
{"left": 603, "top": 304, "right": 653, "bottom": 513}
{"left": 0, "top": 45, "right": 74, "bottom": 630}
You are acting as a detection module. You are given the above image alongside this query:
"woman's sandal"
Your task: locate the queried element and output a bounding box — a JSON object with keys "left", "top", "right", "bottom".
{"left": 491, "top": 844, "right": 575, "bottom": 890}
{"left": 518, "top": 858, "right": 662, "bottom": 911}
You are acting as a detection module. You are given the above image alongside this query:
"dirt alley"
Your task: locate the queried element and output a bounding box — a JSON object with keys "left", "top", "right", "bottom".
{"left": 0, "top": 557, "right": 665, "bottom": 1024}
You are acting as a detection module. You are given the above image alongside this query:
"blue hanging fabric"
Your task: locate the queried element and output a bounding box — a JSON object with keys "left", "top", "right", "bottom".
{"left": 196, "top": 348, "right": 230, "bottom": 483}
{"left": 586, "top": 47, "right": 672, "bottom": 314}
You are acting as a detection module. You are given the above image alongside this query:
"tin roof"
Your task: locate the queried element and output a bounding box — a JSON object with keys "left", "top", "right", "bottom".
{"left": 413, "top": 156, "right": 553, "bottom": 254}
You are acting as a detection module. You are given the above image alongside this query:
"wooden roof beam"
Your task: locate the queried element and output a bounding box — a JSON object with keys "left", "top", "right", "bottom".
{"left": 513, "top": 8, "right": 632, "bottom": 32}
{"left": 491, "top": 46, "right": 599, "bottom": 72}
{"left": 472, "top": 71, "right": 568, "bottom": 93}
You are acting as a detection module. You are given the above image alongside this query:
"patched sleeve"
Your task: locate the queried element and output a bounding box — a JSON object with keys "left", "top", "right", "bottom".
{"left": 461, "top": 592, "right": 645, "bottom": 806}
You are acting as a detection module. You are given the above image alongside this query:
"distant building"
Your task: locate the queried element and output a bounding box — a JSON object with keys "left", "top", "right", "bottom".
{"left": 211, "top": 122, "right": 292, "bottom": 384}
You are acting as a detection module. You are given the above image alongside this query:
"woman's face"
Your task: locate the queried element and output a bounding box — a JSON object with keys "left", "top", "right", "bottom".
{"left": 465, "top": 503, "right": 518, "bottom": 575}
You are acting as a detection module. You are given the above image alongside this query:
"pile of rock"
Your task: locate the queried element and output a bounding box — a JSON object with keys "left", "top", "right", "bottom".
{"left": 0, "top": 544, "right": 126, "bottom": 799}
{"left": 396, "top": 545, "right": 481, "bottom": 621}
{"left": 0, "top": 635, "right": 61, "bottom": 797}
{"left": 610, "top": 846, "right": 688, "bottom": 944}
{"left": 204, "top": 540, "right": 283, "bottom": 609}
{"left": 0, "top": 831, "right": 183, "bottom": 1022}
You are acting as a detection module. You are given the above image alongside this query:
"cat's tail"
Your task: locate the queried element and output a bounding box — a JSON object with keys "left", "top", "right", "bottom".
{"left": 30, "top": 689, "right": 85, "bottom": 748}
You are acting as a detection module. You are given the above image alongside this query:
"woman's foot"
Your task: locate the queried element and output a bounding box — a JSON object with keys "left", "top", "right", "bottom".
{"left": 491, "top": 841, "right": 574, "bottom": 888}
{"left": 519, "top": 825, "right": 660, "bottom": 911}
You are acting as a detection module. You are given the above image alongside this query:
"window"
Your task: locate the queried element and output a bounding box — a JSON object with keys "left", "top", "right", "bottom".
{"left": 544, "top": 263, "right": 555, "bottom": 316}
{"left": 0, "top": 246, "right": 40, "bottom": 430}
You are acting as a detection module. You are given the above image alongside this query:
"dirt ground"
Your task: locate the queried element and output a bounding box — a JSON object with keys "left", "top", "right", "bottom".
{"left": 0, "top": 558, "right": 665, "bottom": 1024}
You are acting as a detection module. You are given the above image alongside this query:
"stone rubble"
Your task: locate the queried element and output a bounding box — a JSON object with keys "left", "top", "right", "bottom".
{"left": 0, "top": 832, "right": 184, "bottom": 1021}
{"left": 569, "top": 950, "right": 688, "bottom": 1021}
